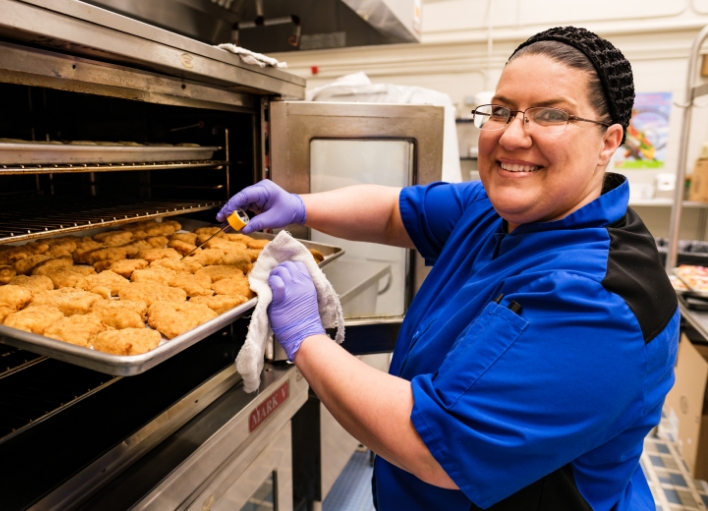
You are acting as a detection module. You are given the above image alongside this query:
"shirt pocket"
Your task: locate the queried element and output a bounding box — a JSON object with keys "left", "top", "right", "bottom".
{"left": 432, "top": 302, "right": 529, "bottom": 410}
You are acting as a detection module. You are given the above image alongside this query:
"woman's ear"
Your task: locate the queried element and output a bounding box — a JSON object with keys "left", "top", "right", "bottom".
{"left": 598, "top": 124, "right": 624, "bottom": 167}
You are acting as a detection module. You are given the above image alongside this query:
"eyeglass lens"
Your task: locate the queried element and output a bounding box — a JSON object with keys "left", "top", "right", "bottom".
{"left": 472, "top": 104, "right": 569, "bottom": 135}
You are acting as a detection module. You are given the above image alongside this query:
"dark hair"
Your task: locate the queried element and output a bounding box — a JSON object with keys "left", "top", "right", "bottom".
{"left": 509, "top": 26, "right": 635, "bottom": 144}
{"left": 508, "top": 41, "right": 611, "bottom": 126}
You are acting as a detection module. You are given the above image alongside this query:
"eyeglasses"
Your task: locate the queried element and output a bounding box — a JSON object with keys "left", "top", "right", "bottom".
{"left": 471, "top": 104, "right": 611, "bottom": 136}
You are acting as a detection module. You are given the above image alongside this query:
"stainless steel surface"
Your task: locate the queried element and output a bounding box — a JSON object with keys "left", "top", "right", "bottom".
{"left": 0, "top": 233, "right": 344, "bottom": 375}
{"left": 0, "top": 199, "right": 222, "bottom": 244}
{"left": 0, "top": 41, "right": 259, "bottom": 114}
{"left": 0, "top": 142, "right": 220, "bottom": 165}
{"left": 0, "top": 160, "right": 226, "bottom": 176}
{"left": 666, "top": 24, "right": 708, "bottom": 270}
{"left": 270, "top": 100, "right": 443, "bottom": 304}
{"left": 208, "top": 422, "right": 292, "bottom": 511}
{"left": 133, "top": 365, "right": 305, "bottom": 510}
{"left": 30, "top": 363, "right": 242, "bottom": 511}
{"left": 679, "top": 294, "right": 708, "bottom": 340}
{"left": 2, "top": 0, "right": 305, "bottom": 98}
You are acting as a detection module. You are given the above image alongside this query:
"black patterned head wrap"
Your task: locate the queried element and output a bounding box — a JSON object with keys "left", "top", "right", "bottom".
{"left": 510, "top": 26, "right": 634, "bottom": 143}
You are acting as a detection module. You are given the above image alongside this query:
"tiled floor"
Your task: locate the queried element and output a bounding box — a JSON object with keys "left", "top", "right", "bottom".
{"left": 324, "top": 435, "right": 708, "bottom": 511}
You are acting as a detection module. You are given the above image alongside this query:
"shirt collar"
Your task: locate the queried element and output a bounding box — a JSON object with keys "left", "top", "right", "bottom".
{"left": 505, "top": 173, "right": 629, "bottom": 236}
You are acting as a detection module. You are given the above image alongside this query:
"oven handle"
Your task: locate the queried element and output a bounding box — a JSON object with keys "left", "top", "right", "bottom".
{"left": 327, "top": 317, "right": 403, "bottom": 355}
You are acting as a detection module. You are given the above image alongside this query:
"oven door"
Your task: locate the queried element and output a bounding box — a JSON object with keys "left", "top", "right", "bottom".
{"left": 270, "top": 100, "right": 444, "bottom": 358}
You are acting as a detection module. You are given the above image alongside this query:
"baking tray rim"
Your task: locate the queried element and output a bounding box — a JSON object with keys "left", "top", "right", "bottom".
{"left": 0, "top": 234, "right": 344, "bottom": 376}
{"left": 672, "top": 267, "right": 704, "bottom": 296}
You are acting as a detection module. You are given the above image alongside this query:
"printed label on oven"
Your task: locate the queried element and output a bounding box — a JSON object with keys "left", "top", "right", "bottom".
{"left": 249, "top": 381, "right": 289, "bottom": 432}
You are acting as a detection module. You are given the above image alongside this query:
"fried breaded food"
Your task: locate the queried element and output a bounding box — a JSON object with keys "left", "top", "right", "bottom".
{"left": 25, "top": 241, "right": 50, "bottom": 255}
{"left": 109, "top": 258, "right": 149, "bottom": 278}
{"left": 0, "top": 265, "right": 16, "bottom": 284}
{"left": 90, "top": 286, "right": 111, "bottom": 299}
{"left": 309, "top": 249, "right": 325, "bottom": 263}
{"left": 44, "top": 237, "right": 77, "bottom": 256}
{"left": 146, "top": 236, "right": 169, "bottom": 248}
{"left": 247, "top": 239, "right": 269, "bottom": 250}
{"left": 45, "top": 266, "right": 96, "bottom": 288}
{"left": 4, "top": 305, "right": 64, "bottom": 335}
{"left": 170, "top": 232, "right": 197, "bottom": 245}
{"left": 167, "top": 239, "right": 196, "bottom": 255}
{"left": 75, "top": 270, "right": 129, "bottom": 296}
{"left": 73, "top": 237, "right": 106, "bottom": 264}
{"left": 8, "top": 275, "right": 54, "bottom": 293}
{"left": 170, "top": 273, "right": 213, "bottom": 297}
{"left": 0, "top": 246, "right": 31, "bottom": 265}
{"left": 190, "top": 294, "right": 248, "bottom": 314}
{"left": 44, "top": 314, "right": 106, "bottom": 347}
{"left": 85, "top": 244, "right": 142, "bottom": 265}
{"left": 162, "top": 220, "right": 182, "bottom": 231}
{"left": 148, "top": 301, "right": 217, "bottom": 339}
{"left": 0, "top": 285, "right": 33, "bottom": 310}
{"left": 131, "top": 267, "right": 176, "bottom": 286}
{"left": 31, "top": 288, "right": 103, "bottom": 316}
{"left": 150, "top": 258, "right": 202, "bottom": 273}
{"left": 194, "top": 227, "right": 227, "bottom": 244}
{"left": 91, "top": 301, "right": 145, "bottom": 329}
{"left": 224, "top": 233, "right": 254, "bottom": 246}
{"left": 130, "top": 222, "right": 178, "bottom": 239}
{"left": 0, "top": 305, "right": 14, "bottom": 323}
{"left": 220, "top": 249, "right": 252, "bottom": 274}
{"left": 14, "top": 254, "right": 52, "bottom": 275}
{"left": 184, "top": 248, "right": 224, "bottom": 266}
{"left": 203, "top": 238, "right": 252, "bottom": 271}
{"left": 93, "top": 230, "right": 133, "bottom": 246}
{"left": 212, "top": 274, "right": 253, "bottom": 298}
{"left": 93, "top": 328, "right": 161, "bottom": 355}
{"left": 92, "top": 298, "right": 147, "bottom": 321}
{"left": 137, "top": 248, "right": 181, "bottom": 263}
{"left": 243, "top": 249, "right": 259, "bottom": 262}
{"left": 118, "top": 282, "right": 186, "bottom": 307}
{"left": 32, "top": 256, "right": 74, "bottom": 275}
{"left": 123, "top": 220, "right": 156, "bottom": 232}
{"left": 195, "top": 265, "right": 244, "bottom": 282}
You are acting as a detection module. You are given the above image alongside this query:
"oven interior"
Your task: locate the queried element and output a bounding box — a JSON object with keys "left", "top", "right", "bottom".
{"left": 0, "top": 82, "right": 263, "bottom": 510}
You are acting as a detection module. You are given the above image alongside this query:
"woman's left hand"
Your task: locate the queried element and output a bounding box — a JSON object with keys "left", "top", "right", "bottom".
{"left": 267, "top": 261, "right": 325, "bottom": 361}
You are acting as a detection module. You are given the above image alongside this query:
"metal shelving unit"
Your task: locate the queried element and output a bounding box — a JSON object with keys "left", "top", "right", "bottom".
{"left": 667, "top": 24, "right": 708, "bottom": 270}
{"left": 0, "top": 160, "right": 226, "bottom": 175}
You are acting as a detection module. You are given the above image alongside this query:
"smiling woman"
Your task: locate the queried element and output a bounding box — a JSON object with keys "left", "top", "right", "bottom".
{"left": 217, "top": 26, "right": 680, "bottom": 511}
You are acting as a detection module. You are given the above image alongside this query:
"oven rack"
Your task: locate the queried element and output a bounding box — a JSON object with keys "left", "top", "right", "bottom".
{"left": 0, "top": 344, "right": 45, "bottom": 380}
{"left": 0, "top": 199, "right": 222, "bottom": 244}
{"left": 0, "top": 160, "right": 226, "bottom": 175}
{"left": 0, "top": 358, "right": 118, "bottom": 444}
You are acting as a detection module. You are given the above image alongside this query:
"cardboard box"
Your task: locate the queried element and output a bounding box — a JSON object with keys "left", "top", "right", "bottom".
{"left": 689, "top": 159, "right": 708, "bottom": 202}
{"left": 664, "top": 334, "right": 708, "bottom": 478}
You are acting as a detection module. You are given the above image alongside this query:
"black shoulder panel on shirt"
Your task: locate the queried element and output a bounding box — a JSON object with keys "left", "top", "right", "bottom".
{"left": 468, "top": 464, "right": 592, "bottom": 511}
{"left": 602, "top": 207, "right": 677, "bottom": 344}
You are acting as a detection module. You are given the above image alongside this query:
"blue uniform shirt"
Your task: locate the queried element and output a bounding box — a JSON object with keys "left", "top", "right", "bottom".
{"left": 373, "top": 174, "right": 679, "bottom": 511}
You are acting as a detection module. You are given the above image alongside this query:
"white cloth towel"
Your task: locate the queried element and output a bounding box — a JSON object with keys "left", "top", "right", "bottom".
{"left": 216, "top": 43, "right": 288, "bottom": 69}
{"left": 236, "top": 231, "right": 344, "bottom": 393}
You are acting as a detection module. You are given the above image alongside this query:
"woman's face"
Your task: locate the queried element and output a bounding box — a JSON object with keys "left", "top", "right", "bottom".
{"left": 478, "top": 54, "right": 623, "bottom": 231}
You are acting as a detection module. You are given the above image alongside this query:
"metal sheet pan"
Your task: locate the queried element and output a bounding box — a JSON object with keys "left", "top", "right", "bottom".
{"left": 0, "top": 232, "right": 344, "bottom": 376}
{"left": 672, "top": 267, "right": 708, "bottom": 297}
{"left": 0, "top": 142, "right": 220, "bottom": 165}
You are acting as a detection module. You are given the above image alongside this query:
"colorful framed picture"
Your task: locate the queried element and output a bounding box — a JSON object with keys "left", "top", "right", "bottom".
{"left": 614, "top": 92, "right": 672, "bottom": 169}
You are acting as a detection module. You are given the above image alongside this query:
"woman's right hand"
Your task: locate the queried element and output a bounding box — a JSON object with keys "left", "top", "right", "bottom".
{"left": 217, "top": 179, "right": 306, "bottom": 235}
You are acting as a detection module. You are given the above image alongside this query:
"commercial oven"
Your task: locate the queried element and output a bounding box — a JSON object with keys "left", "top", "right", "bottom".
{"left": 0, "top": 1, "right": 444, "bottom": 509}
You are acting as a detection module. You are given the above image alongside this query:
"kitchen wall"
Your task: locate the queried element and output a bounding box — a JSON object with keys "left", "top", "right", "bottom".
{"left": 270, "top": 0, "right": 708, "bottom": 239}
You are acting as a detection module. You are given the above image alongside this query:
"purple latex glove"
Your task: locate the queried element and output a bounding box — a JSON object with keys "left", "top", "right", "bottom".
{"left": 217, "top": 179, "right": 306, "bottom": 235}
{"left": 267, "top": 261, "right": 325, "bottom": 361}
